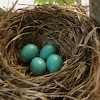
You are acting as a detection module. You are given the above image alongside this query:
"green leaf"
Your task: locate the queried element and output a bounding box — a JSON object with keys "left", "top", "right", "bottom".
{"left": 38, "top": 0, "right": 47, "bottom": 4}
{"left": 55, "top": 0, "right": 64, "bottom": 5}
{"left": 49, "top": 0, "right": 54, "bottom": 4}
{"left": 34, "top": 0, "right": 37, "bottom": 4}
{"left": 34, "top": 0, "right": 76, "bottom": 5}
{"left": 65, "top": 0, "right": 76, "bottom": 5}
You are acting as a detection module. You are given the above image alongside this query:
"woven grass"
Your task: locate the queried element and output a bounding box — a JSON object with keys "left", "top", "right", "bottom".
{"left": 0, "top": 4, "right": 100, "bottom": 100}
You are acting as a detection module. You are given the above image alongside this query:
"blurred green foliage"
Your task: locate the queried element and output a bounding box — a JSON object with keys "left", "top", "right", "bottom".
{"left": 34, "top": 0, "right": 76, "bottom": 5}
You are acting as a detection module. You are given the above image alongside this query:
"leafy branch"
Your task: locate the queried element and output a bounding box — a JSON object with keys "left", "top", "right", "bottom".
{"left": 34, "top": 0, "right": 76, "bottom": 5}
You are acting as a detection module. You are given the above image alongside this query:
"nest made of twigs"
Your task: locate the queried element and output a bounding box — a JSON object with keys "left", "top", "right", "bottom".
{"left": 0, "top": 4, "right": 100, "bottom": 100}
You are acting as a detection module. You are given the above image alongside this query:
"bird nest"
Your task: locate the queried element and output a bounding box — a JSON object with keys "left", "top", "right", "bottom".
{"left": 0, "top": 4, "right": 100, "bottom": 100}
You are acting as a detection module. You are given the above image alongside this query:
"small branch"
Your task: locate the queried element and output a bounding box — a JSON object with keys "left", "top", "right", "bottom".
{"left": 62, "top": 0, "right": 68, "bottom": 5}
{"left": 8, "top": 0, "right": 18, "bottom": 12}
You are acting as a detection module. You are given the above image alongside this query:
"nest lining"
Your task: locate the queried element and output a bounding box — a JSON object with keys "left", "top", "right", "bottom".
{"left": 0, "top": 4, "right": 100, "bottom": 100}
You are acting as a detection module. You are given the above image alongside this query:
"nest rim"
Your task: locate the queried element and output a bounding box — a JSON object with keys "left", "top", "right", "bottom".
{"left": 0, "top": 4, "right": 99, "bottom": 100}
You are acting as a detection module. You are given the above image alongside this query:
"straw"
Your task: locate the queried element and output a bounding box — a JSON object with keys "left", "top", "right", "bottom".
{"left": 0, "top": 4, "right": 100, "bottom": 100}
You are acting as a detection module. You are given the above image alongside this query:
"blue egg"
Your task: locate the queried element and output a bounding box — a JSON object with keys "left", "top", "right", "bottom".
{"left": 39, "top": 44, "right": 57, "bottom": 60}
{"left": 19, "top": 44, "right": 38, "bottom": 63}
{"left": 46, "top": 54, "right": 63, "bottom": 73}
{"left": 30, "top": 57, "right": 46, "bottom": 76}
